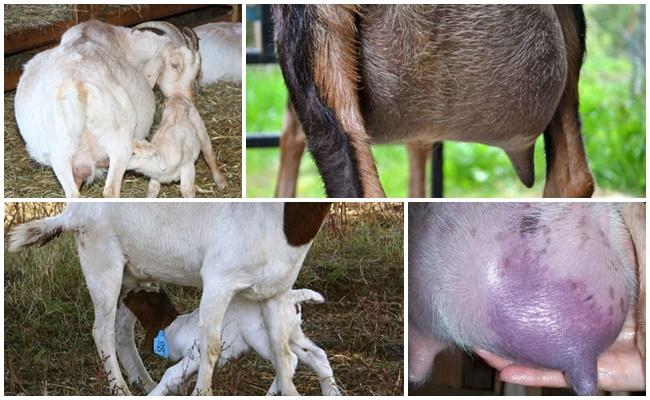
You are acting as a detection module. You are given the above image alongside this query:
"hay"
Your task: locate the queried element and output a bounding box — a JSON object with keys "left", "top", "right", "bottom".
{"left": 4, "top": 4, "right": 73, "bottom": 33}
{"left": 4, "top": 81, "right": 242, "bottom": 198}
{"left": 4, "top": 5, "right": 149, "bottom": 34}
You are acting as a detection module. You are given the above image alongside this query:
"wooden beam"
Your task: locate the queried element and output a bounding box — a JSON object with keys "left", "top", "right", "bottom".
{"left": 4, "top": 4, "right": 213, "bottom": 55}
{"left": 97, "top": 4, "right": 211, "bottom": 27}
{"left": 5, "top": 21, "right": 76, "bottom": 55}
{"left": 4, "top": 70, "right": 21, "bottom": 92}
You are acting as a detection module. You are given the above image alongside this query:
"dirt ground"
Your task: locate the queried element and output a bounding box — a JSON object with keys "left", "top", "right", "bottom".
{"left": 4, "top": 203, "right": 404, "bottom": 395}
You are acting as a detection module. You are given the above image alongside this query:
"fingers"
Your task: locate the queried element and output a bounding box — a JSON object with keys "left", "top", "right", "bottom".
{"left": 474, "top": 347, "right": 645, "bottom": 392}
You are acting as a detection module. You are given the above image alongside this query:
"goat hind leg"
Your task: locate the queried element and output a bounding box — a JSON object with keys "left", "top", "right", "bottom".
{"left": 179, "top": 165, "right": 196, "bottom": 198}
{"left": 77, "top": 236, "right": 131, "bottom": 394}
{"left": 191, "top": 107, "right": 226, "bottom": 189}
{"left": 290, "top": 333, "right": 340, "bottom": 395}
{"left": 192, "top": 278, "right": 236, "bottom": 395}
{"left": 543, "top": 5, "right": 594, "bottom": 198}
{"left": 273, "top": 5, "right": 383, "bottom": 198}
{"left": 103, "top": 145, "right": 130, "bottom": 198}
{"left": 262, "top": 297, "right": 300, "bottom": 395}
{"left": 51, "top": 156, "right": 81, "bottom": 198}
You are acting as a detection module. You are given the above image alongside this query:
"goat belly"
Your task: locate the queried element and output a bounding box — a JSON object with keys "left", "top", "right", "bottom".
{"left": 408, "top": 203, "right": 637, "bottom": 395}
{"left": 358, "top": 4, "right": 566, "bottom": 145}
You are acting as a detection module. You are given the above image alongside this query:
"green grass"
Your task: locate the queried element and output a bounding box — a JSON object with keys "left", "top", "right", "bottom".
{"left": 246, "top": 9, "right": 645, "bottom": 198}
{"left": 4, "top": 203, "right": 403, "bottom": 395}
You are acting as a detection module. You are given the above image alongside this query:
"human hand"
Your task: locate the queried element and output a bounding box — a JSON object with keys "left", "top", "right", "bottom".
{"left": 474, "top": 314, "right": 645, "bottom": 392}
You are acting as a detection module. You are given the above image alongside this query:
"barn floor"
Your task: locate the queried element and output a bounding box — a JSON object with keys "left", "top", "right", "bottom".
{"left": 4, "top": 82, "right": 242, "bottom": 198}
{"left": 4, "top": 204, "right": 404, "bottom": 395}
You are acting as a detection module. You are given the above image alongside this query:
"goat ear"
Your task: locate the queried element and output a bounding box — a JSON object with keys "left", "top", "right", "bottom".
{"left": 167, "top": 50, "right": 184, "bottom": 75}
{"left": 143, "top": 56, "right": 164, "bottom": 88}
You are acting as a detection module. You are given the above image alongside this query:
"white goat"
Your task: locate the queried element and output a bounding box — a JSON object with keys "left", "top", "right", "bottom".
{"left": 128, "top": 34, "right": 227, "bottom": 197}
{"left": 194, "top": 22, "right": 242, "bottom": 86}
{"left": 123, "top": 288, "right": 341, "bottom": 396}
{"left": 8, "top": 202, "right": 331, "bottom": 395}
{"left": 15, "top": 20, "right": 195, "bottom": 198}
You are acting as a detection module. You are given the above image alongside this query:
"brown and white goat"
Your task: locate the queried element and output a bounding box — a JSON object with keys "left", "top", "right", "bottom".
{"left": 273, "top": 5, "right": 594, "bottom": 198}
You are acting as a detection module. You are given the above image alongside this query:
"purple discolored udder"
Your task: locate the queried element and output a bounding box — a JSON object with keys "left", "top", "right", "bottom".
{"left": 487, "top": 239, "right": 630, "bottom": 395}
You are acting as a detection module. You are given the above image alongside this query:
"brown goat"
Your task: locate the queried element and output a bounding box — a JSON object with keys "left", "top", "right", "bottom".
{"left": 273, "top": 5, "right": 594, "bottom": 198}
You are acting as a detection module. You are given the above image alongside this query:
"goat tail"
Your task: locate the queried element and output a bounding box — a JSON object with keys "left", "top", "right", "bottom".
{"left": 291, "top": 288, "right": 325, "bottom": 304}
{"left": 7, "top": 217, "right": 65, "bottom": 252}
{"left": 6, "top": 204, "right": 82, "bottom": 252}
{"left": 273, "top": 5, "right": 383, "bottom": 197}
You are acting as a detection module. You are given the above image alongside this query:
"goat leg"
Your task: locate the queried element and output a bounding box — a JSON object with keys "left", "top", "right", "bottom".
{"left": 190, "top": 107, "right": 226, "bottom": 190}
{"left": 543, "top": 6, "right": 594, "bottom": 198}
{"left": 192, "top": 278, "right": 236, "bottom": 395}
{"left": 407, "top": 142, "right": 432, "bottom": 198}
{"left": 78, "top": 237, "right": 132, "bottom": 395}
{"left": 179, "top": 164, "right": 197, "bottom": 198}
{"left": 273, "top": 5, "right": 384, "bottom": 198}
{"left": 51, "top": 155, "right": 81, "bottom": 198}
{"left": 262, "top": 297, "right": 300, "bottom": 395}
{"left": 275, "top": 103, "right": 306, "bottom": 198}
{"left": 290, "top": 334, "right": 341, "bottom": 395}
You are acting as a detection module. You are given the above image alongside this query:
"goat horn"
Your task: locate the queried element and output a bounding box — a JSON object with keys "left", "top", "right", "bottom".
{"left": 182, "top": 27, "right": 199, "bottom": 52}
{"left": 133, "top": 21, "right": 187, "bottom": 49}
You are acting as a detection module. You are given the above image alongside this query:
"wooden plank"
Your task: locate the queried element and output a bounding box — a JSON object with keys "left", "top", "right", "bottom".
{"left": 4, "top": 4, "right": 213, "bottom": 55}
{"left": 98, "top": 4, "right": 210, "bottom": 27}
{"left": 5, "top": 21, "right": 76, "bottom": 55}
{"left": 4, "top": 70, "right": 21, "bottom": 92}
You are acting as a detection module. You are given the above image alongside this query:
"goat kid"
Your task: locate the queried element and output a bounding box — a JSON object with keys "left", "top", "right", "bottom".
{"left": 8, "top": 203, "right": 331, "bottom": 395}
{"left": 15, "top": 20, "right": 195, "bottom": 198}
{"left": 128, "top": 35, "right": 227, "bottom": 197}
{"left": 123, "top": 288, "right": 341, "bottom": 395}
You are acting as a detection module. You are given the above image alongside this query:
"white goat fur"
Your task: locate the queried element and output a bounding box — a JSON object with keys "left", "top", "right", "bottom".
{"left": 8, "top": 203, "right": 318, "bottom": 395}
{"left": 15, "top": 20, "right": 182, "bottom": 198}
{"left": 137, "top": 289, "right": 340, "bottom": 396}
{"left": 195, "top": 22, "right": 242, "bottom": 85}
{"left": 129, "top": 46, "right": 226, "bottom": 197}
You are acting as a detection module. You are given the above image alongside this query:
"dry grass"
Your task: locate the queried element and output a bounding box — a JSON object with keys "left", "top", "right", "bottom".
{"left": 4, "top": 5, "right": 151, "bottom": 33}
{"left": 4, "top": 4, "right": 73, "bottom": 33}
{"left": 4, "top": 203, "right": 404, "bottom": 395}
{"left": 4, "top": 81, "right": 242, "bottom": 198}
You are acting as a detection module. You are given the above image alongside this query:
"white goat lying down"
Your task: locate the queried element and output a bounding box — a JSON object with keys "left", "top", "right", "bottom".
{"left": 194, "top": 22, "right": 242, "bottom": 86}
{"left": 128, "top": 31, "right": 227, "bottom": 197}
{"left": 123, "top": 288, "right": 341, "bottom": 396}
{"left": 8, "top": 203, "right": 331, "bottom": 395}
{"left": 15, "top": 20, "right": 196, "bottom": 198}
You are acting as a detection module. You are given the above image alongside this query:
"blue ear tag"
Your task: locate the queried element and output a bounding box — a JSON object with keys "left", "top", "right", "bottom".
{"left": 153, "top": 330, "right": 169, "bottom": 358}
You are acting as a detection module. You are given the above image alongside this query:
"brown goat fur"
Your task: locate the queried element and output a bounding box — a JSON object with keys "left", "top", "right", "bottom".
{"left": 123, "top": 289, "right": 179, "bottom": 353}
{"left": 311, "top": 5, "right": 384, "bottom": 197}
{"left": 274, "top": 5, "right": 595, "bottom": 198}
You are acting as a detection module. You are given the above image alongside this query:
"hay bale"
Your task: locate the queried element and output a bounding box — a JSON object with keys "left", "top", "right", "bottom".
{"left": 4, "top": 82, "right": 242, "bottom": 198}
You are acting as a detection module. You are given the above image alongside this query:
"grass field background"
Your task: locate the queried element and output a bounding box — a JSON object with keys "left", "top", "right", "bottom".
{"left": 246, "top": 5, "right": 645, "bottom": 198}
{"left": 4, "top": 203, "right": 403, "bottom": 395}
